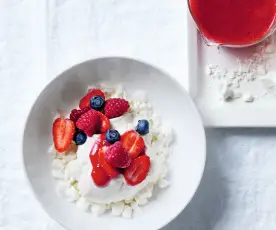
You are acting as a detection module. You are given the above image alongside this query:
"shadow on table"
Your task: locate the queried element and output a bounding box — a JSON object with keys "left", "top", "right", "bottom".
{"left": 162, "top": 129, "right": 228, "bottom": 230}
{"left": 162, "top": 128, "right": 276, "bottom": 230}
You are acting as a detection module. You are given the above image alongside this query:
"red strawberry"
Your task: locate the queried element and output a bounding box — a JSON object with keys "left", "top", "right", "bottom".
{"left": 104, "top": 98, "right": 129, "bottom": 119}
{"left": 105, "top": 142, "right": 132, "bottom": 168}
{"left": 69, "top": 107, "right": 90, "bottom": 122}
{"left": 90, "top": 134, "right": 105, "bottom": 158}
{"left": 124, "top": 155, "right": 150, "bottom": 186}
{"left": 89, "top": 135, "right": 118, "bottom": 178}
{"left": 76, "top": 110, "right": 100, "bottom": 137}
{"left": 52, "top": 118, "right": 75, "bottom": 152}
{"left": 89, "top": 136, "right": 103, "bottom": 167}
{"left": 121, "top": 130, "right": 145, "bottom": 158}
{"left": 97, "top": 112, "right": 110, "bottom": 133}
{"left": 91, "top": 166, "right": 110, "bottom": 187}
{"left": 79, "top": 89, "right": 105, "bottom": 109}
{"left": 99, "top": 147, "right": 119, "bottom": 178}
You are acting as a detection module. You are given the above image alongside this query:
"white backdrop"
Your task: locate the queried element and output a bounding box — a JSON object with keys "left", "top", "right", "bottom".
{"left": 1, "top": 1, "right": 276, "bottom": 230}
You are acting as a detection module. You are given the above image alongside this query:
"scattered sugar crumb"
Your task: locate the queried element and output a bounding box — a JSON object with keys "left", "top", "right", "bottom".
{"left": 242, "top": 93, "right": 254, "bottom": 103}
{"left": 207, "top": 36, "right": 276, "bottom": 103}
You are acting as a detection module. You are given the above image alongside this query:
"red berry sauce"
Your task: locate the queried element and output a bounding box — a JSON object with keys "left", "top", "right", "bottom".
{"left": 189, "top": 0, "right": 276, "bottom": 45}
{"left": 89, "top": 134, "right": 111, "bottom": 187}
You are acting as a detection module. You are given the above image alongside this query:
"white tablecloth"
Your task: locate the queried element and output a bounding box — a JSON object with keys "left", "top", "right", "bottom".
{"left": 1, "top": 1, "right": 276, "bottom": 230}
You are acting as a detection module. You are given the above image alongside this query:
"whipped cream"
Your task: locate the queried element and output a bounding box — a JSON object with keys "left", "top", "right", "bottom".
{"left": 50, "top": 85, "right": 172, "bottom": 218}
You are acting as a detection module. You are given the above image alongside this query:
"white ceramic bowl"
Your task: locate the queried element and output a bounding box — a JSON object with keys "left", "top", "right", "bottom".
{"left": 23, "top": 57, "right": 206, "bottom": 230}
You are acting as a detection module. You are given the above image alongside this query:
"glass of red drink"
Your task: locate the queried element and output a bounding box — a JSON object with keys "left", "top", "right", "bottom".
{"left": 188, "top": 0, "right": 276, "bottom": 48}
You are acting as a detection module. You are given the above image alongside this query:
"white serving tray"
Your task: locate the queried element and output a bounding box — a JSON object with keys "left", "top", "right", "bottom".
{"left": 187, "top": 13, "right": 276, "bottom": 127}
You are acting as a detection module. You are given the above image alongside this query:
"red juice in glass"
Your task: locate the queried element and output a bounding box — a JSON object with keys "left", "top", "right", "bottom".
{"left": 188, "top": 0, "right": 276, "bottom": 46}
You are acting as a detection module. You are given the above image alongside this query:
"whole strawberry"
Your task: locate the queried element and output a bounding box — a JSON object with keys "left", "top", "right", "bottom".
{"left": 70, "top": 107, "right": 90, "bottom": 122}
{"left": 104, "top": 98, "right": 129, "bottom": 119}
{"left": 105, "top": 142, "right": 132, "bottom": 168}
{"left": 76, "top": 110, "right": 100, "bottom": 137}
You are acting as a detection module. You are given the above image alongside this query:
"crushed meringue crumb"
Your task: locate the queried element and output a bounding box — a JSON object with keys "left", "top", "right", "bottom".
{"left": 207, "top": 35, "right": 276, "bottom": 102}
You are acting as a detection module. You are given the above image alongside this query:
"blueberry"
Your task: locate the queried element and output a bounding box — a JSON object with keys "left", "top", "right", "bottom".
{"left": 136, "top": 120, "right": 149, "bottom": 135}
{"left": 90, "top": 96, "right": 105, "bottom": 111}
{"left": 73, "top": 130, "right": 87, "bottom": 145}
{"left": 106, "top": 129, "right": 121, "bottom": 144}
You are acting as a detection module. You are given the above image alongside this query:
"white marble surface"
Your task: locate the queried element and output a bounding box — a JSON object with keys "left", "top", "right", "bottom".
{"left": 1, "top": 1, "right": 276, "bottom": 230}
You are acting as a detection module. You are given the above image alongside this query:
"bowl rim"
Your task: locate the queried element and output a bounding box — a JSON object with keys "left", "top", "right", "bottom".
{"left": 22, "top": 56, "right": 206, "bottom": 230}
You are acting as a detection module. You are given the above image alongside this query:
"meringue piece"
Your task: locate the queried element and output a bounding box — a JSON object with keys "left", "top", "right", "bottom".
{"left": 135, "top": 198, "right": 148, "bottom": 206}
{"left": 76, "top": 197, "right": 90, "bottom": 212}
{"left": 52, "top": 159, "right": 65, "bottom": 170}
{"left": 122, "top": 206, "right": 132, "bottom": 219}
{"left": 91, "top": 203, "right": 106, "bottom": 216}
{"left": 52, "top": 169, "right": 65, "bottom": 179}
{"left": 56, "top": 182, "right": 79, "bottom": 202}
{"left": 158, "top": 178, "right": 170, "bottom": 189}
{"left": 62, "top": 153, "right": 77, "bottom": 162}
{"left": 65, "top": 159, "right": 82, "bottom": 181}
{"left": 130, "top": 201, "right": 138, "bottom": 210}
{"left": 242, "top": 93, "right": 254, "bottom": 103}
{"left": 111, "top": 202, "right": 125, "bottom": 216}
{"left": 221, "top": 85, "right": 234, "bottom": 101}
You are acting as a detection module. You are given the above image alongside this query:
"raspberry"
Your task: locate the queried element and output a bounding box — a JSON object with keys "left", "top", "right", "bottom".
{"left": 69, "top": 107, "right": 91, "bottom": 122}
{"left": 105, "top": 142, "right": 132, "bottom": 168}
{"left": 76, "top": 110, "right": 100, "bottom": 137}
{"left": 104, "top": 98, "right": 129, "bottom": 119}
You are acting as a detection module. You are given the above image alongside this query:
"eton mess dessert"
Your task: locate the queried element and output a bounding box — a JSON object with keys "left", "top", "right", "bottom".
{"left": 50, "top": 84, "right": 173, "bottom": 218}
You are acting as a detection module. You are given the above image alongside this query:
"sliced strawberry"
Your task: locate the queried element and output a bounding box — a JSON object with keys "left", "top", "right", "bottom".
{"left": 91, "top": 166, "right": 110, "bottom": 187}
{"left": 97, "top": 112, "right": 110, "bottom": 133}
{"left": 98, "top": 147, "right": 119, "bottom": 178}
{"left": 140, "top": 148, "right": 146, "bottom": 156}
{"left": 121, "top": 130, "right": 145, "bottom": 158}
{"left": 89, "top": 135, "right": 118, "bottom": 180}
{"left": 79, "top": 89, "right": 105, "bottom": 109}
{"left": 52, "top": 118, "right": 75, "bottom": 152}
{"left": 76, "top": 110, "right": 100, "bottom": 137}
{"left": 123, "top": 155, "right": 150, "bottom": 186}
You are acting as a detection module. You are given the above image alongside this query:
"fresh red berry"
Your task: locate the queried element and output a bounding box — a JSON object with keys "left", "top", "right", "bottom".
{"left": 99, "top": 147, "right": 119, "bottom": 178}
{"left": 89, "top": 135, "right": 118, "bottom": 178}
{"left": 104, "top": 98, "right": 129, "bottom": 119}
{"left": 124, "top": 155, "right": 150, "bottom": 186}
{"left": 91, "top": 166, "right": 110, "bottom": 187}
{"left": 52, "top": 118, "right": 75, "bottom": 152}
{"left": 69, "top": 107, "right": 90, "bottom": 122}
{"left": 105, "top": 142, "right": 132, "bottom": 168}
{"left": 76, "top": 110, "right": 100, "bottom": 137}
{"left": 79, "top": 89, "right": 105, "bottom": 109}
{"left": 121, "top": 130, "right": 145, "bottom": 158}
{"left": 89, "top": 136, "right": 103, "bottom": 167}
{"left": 97, "top": 112, "right": 110, "bottom": 133}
